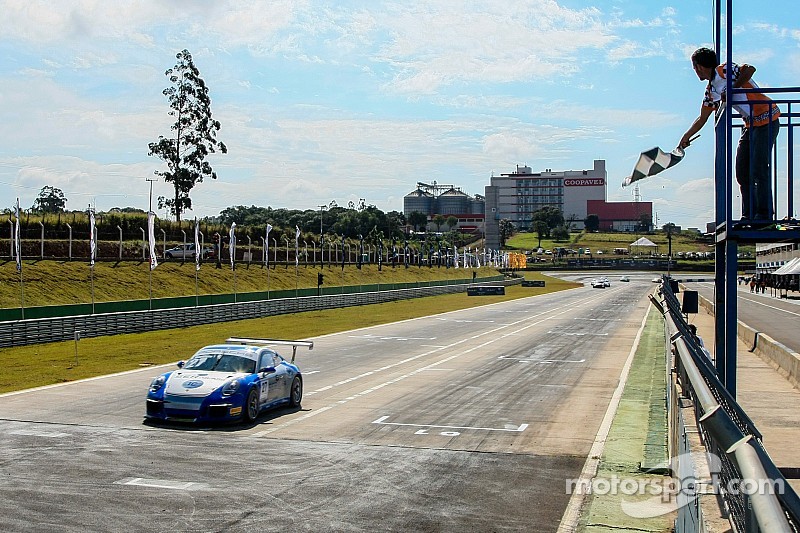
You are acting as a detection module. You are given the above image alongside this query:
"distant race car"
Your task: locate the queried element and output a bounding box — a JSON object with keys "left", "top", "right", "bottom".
{"left": 619, "top": 276, "right": 630, "bottom": 282}
{"left": 590, "top": 279, "right": 606, "bottom": 288}
{"left": 145, "top": 338, "right": 313, "bottom": 424}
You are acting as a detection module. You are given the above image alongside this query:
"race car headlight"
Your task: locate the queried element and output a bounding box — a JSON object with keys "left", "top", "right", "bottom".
{"left": 149, "top": 375, "right": 166, "bottom": 392}
{"left": 221, "top": 379, "right": 241, "bottom": 397}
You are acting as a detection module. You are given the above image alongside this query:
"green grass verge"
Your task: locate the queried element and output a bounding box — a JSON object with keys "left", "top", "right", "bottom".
{"left": 1, "top": 260, "right": 500, "bottom": 309}
{"left": 0, "top": 272, "right": 580, "bottom": 394}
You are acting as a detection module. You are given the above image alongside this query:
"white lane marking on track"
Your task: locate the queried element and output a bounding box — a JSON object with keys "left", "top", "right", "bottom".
{"left": 253, "top": 290, "right": 615, "bottom": 437}
{"left": 371, "top": 416, "right": 528, "bottom": 433}
{"left": 547, "top": 331, "right": 608, "bottom": 336}
{"left": 497, "top": 357, "right": 586, "bottom": 364}
{"left": 435, "top": 318, "right": 496, "bottom": 323}
{"left": 348, "top": 335, "right": 436, "bottom": 341}
{"left": 10, "top": 429, "right": 69, "bottom": 438}
{"left": 116, "top": 478, "right": 205, "bottom": 490}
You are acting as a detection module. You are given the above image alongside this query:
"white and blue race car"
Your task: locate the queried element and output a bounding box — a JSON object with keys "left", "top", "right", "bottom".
{"left": 145, "top": 338, "right": 313, "bottom": 424}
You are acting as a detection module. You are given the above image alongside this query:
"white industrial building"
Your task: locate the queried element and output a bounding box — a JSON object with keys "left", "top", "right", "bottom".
{"left": 484, "top": 160, "right": 608, "bottom": 249}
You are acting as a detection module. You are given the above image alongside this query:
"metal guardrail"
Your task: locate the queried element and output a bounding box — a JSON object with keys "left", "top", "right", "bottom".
{"left": 0, "top": 277, "right": 521, "bottom": 349}
{"left": 657, "top": 278, "right": 800, "bottom": 532}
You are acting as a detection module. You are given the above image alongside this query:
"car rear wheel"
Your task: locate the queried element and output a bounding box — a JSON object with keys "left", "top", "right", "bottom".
{"left": 289, "top": 376, "right": 302, "bottom": 407}
{"left": 244, "top": 388, "right": 259, "bottom": 422}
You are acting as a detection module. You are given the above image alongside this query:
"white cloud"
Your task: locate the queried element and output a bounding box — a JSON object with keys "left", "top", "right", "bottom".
{"left": 0, "top": 0, "right": 797, "bottom": 228}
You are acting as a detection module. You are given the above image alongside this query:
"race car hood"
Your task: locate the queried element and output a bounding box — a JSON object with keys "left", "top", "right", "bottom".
{"left": 165, "top": 370, "right": 245, "bottom": 397}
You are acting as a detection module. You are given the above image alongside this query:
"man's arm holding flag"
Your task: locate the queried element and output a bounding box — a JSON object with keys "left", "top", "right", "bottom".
{"left": 680, "top": 104, "right": 713, "bottom": 149}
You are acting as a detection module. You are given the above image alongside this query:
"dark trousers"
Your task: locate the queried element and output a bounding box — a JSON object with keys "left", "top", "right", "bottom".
{"left": 736, "top": 119, "right": 779, "bottom": 219}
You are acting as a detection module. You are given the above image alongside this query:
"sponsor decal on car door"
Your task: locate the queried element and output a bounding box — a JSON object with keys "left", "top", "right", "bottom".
{"left": 258, "top": 353, "right": 272, "bottom": 407}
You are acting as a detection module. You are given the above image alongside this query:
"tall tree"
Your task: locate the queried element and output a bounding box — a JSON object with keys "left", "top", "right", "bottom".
{"left": 148, "top": 49, "right": 227, "bottom": 222}
{"left": 531, "top": 206, "right": 564, "bottom": 234}
{"left": 499, "top": 219, "right": 514, "bottom": 247}
{"left": 533, "top": 220, "right": 548, "bottom": 247}
{"left": 407, "top": 211, "right": 427, "bottom": 232}
{"left": 446, "top": 216, "right": 458, "bottom": 232}
{"left": 31, "top": 186, "right": 67, "bottom": 213}
{"left": 433, "top": 214, "right": 446, "bottom": 233}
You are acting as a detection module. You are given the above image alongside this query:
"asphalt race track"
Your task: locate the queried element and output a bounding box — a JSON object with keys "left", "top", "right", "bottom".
{"left": 0, "top": 277, "right": 655, "bottom": 532}
{"left": 684, "top": 280, "right": 800, "bottom": 352}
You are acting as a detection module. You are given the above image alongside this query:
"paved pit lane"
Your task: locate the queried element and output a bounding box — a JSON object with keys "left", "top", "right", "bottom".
{"left": 0, "top": 280, "right": 654, "bottom": 532}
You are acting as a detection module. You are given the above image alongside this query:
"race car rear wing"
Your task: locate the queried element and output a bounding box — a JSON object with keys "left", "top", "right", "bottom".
{"left": 225, "top": 338, "right": 314, "bottom": 363}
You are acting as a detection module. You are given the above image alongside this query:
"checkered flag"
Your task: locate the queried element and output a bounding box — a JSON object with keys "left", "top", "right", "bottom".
{"left": 622, "top": 146, "right": 685, "bottom": 187}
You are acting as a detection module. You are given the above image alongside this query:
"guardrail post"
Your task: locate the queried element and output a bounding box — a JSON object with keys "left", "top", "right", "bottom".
{"left": 74, "top": 330, "right": 81, "bottom": 366}
{"left": 39, "top": 221, "right": 44, "bottom": 259}
{"left": 160, "top": 229, "right": 166, "bottom": 259}
{"left": 8, "top": 219, "right": 12, "bottom": 258}
{"left": 139, "top": 227, "right": 145, "bottom": 260}
{"left": 247, "top": 236, "right": 252, "bottom": 265}
{"left": 117, "top": 225, "right": 123, "bottom": 260}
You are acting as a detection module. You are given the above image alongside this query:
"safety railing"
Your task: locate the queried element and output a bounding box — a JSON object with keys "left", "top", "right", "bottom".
{"left": 716, "top": 88, "right": 800, "bottom": 234}
{"left": 658, "top": 278, "right": 800, "bottom": 532}
{"left": 0, "top": 276, "right": 518, "bottom": 349}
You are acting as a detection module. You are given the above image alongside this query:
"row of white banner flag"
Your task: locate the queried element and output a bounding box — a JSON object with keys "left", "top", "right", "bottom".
{"left": 11, "top": 201, "right": 514, "bottom": 272}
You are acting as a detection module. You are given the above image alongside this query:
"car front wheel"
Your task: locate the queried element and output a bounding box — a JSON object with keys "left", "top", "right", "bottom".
{"left": 289, "top": 376, "right": 302, "bottom": 407}
{"left": 244, "top": 388, "right": 259, "bottom": 422}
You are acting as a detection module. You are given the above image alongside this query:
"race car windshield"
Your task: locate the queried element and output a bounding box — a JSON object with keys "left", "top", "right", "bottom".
{"left": 184, "top": 353, "right": 256, "bottom": 374}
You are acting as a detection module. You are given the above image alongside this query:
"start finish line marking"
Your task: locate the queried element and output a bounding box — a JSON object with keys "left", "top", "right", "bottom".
{"left": 372, "top": 415, "right": 528, "bottom": 433}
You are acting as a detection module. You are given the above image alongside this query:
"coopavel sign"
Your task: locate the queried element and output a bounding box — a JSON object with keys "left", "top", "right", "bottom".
{"left": 564, "top": 178, "right": 605, "bottom": 186}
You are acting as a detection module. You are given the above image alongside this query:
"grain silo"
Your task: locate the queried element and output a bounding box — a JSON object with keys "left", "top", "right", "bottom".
{"left": 437, "top": 188, "right": 470, "bottom": 215}
{"left": 403, "top": 188, "right": 434, "bottom": 217}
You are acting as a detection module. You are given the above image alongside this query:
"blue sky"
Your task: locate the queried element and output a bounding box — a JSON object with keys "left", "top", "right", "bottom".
{"left": 1, "top": 0, "right": 798, "bottom": 229}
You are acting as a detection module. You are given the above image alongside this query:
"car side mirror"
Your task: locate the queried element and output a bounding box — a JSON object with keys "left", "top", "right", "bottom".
{"left": 259, "top": 366, "right": 276, "bottom": 374}
{"left": 177, "top": 361, "right": 185, "bottom": 368}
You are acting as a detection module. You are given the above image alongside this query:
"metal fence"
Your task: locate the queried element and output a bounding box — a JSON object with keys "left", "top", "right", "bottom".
{"left": 0, "top": 277, "right": 519, "bottom": 348}
{"left": 658, "top": 279, "right": 800, "bottom": 532}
